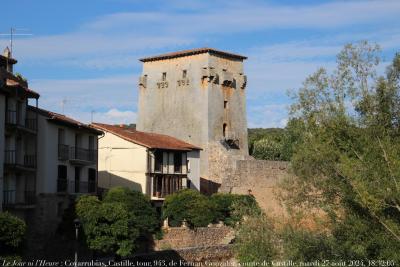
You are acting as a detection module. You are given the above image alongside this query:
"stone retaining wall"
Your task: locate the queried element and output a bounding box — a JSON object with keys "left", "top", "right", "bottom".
{"left": 155, "top": 225, "right": 235, "bottom": 250}
{"left": 132, "top": 245, "right": 235, "bottom": 266}
{"left": 220, "top": 159, "right": 291, "bottom": 216}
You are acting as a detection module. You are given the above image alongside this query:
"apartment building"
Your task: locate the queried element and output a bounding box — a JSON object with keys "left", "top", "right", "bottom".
{"left": 0, "top": 48, "right": 40, "bottom": 213}
{"left": 1, "top": 49, "right": 103, "bottom": 246}
{"left": 34, "top": 107, "right": 102, "bottom": 197}
{"left": 91, "top": 123, "right": 201, "bottom": 202}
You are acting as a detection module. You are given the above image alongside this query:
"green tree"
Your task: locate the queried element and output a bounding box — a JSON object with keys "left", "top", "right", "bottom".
{"left": 0, "top": 212, "right": 26, "bottom": 248}
{"left": 282, "top": 41, "right": 400, "bottom": 261}
{"left": 234, "top": 213, "right": 277, "bottom": 264}
{"left": 163, "top": 189, "right": 217, "bottom": 227}
{"left": 211, "top": 193, "right": 261, "bottom": 226}
{"left": 103, "top": 186, "right": 158, "bottom": 235}
{"left": 76, "top": 187, "right": 158, "bottom": 257}
{"left": 0, "top": 212, "right": 26, "bottom": 260}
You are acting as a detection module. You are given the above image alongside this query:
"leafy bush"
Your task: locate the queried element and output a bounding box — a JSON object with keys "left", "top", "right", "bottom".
{"left": 281, "top": 226, "right": 336, "bottom": 262}
{"left": 103, "top": 186, "right": 158, "bottom": 235}
{"left": 211, "top": 193, "right": 261, "bottom": 226}
{"left": 76, "top": 187, "right": 158, "bottom": 257}
{"left": 163, "top": 189, "right": 217, "bottom": 227}
{"left": 234, "top": 214, "right": 276, "bottom": 263}
{"left": 0, "top": 212, "right": 26, "bottom": 249}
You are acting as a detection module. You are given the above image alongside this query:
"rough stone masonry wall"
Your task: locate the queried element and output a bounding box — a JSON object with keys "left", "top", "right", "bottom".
{"left": 155, "top": 225, "right": 235, "bottom": 250}
{"left": 221, "top": 159, "right": 290, "bottom": 216}
{"left": 132, "top": 245, "right": 235, "bottom": 266}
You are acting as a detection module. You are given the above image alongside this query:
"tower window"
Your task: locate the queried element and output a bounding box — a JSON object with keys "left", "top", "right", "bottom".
{"left": 182, "top": 70, "right": 187, "bottom": 78}
{"left": 223, "top": 123, "right": 227, "bottom": 138}
{"left": 162, "top": 72, "right": 167, "bottom": 81}
{"left": 224, "top": 100, "right": 228, "bottom": 109}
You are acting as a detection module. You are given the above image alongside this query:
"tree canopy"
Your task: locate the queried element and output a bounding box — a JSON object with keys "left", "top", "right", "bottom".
{"left": 76, "top": 187, "right": 158, "bottom": 257}
{"left": 281, "top": 41, "right": 400, "bottom": 260}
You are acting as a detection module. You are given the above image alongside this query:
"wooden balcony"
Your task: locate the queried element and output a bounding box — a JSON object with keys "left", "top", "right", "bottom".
{"left": 152, "top": 174, "right": 186, "bottom": 199}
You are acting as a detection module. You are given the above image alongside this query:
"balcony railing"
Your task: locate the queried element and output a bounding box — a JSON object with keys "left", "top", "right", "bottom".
{"left": 4, "top": 150, "right": 36, "bottom": 169}
{"left": 57, "top": 179, "right": 96, "bottom": 194}
{"left": 70, "top": 147, "right": 97, "bottom": 163}
{"left": 58, "top": 144, "right": 69, "bottom": 160}
{"left": 3, "top": 190, "right": 15, "bottom": 206}
{"left": 57, "top": 178, "right": 68, "bottom": 192}
{"left": 5, "top": 110, "right": 37, "bottom": 132}
{"left": 24, "top": 155, "right": 36, "bottom": 168}
{"left": 4, "top": 150, "right": 16, "bottom": 164}
{"left": 3, "top": 190, "right": 36, "bottom": 206}
{"left": 152, "top": 175, "right": 185, "bottom": 198}
{"left": 5, "top": 110, "right": 17, "bottom": 124}
{"left": 25, "top": 118, "right": 37, "bottom": 131}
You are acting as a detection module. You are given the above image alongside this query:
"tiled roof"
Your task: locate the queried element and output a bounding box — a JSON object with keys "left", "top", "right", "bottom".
{"left": 5, "top": 78, "right": 40, "bottom": 98}
{"left": 28, "top": 106, "right": 102, "bottom": 134}
{"left": 91, "top": 123, "right": 201, "bottom": 151}
{"left": 139, "top": 47, "right": 247, "bottom": 62}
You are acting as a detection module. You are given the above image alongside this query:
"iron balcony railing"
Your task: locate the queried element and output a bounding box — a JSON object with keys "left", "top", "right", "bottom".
{"left": 4, "top": 150, "right": 16, "bottom": 165}
{"left": 3, "top": 190, "right": 15, "bottom": 206}
{"left": 5, "top": 110, "right": 37, "bottom": 132}
{"left": 24, "top": 155, "right": 36, "bottom": 168}
{"left": 58, "top": 144, "right": 69, "bottom": 160}
{"left": 5, "top": 110, "right": 17, "bottom": 124}
{"left": 4, "top": 150, "right": 36, "bottom": 168}
{"left": 57, "top": 179, "right": 96, "bottom": 194}
{"left": 70, "top": 147, "right": 97, "bottom": 163}
{"left": 3, "top": 190, "right": 36, "bottom": 206}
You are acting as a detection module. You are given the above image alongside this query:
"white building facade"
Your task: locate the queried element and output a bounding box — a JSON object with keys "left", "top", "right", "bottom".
{"left": 92, "top": 123, "right": 201, "bottom": 202}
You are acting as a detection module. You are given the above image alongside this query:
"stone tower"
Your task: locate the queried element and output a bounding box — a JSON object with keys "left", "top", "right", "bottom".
{"left": 137, "top": 48, "right": 249, "bottom": 191}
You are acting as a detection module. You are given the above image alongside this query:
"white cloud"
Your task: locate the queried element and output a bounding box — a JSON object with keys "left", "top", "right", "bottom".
{"left": 95, "top": 108, "right": 137, "bottom": 125}
{"left": 247, "top": 104, "right": 289, "bottom": 128}
{"left": 30, "top": 74, "right": 139, "bottom": 121}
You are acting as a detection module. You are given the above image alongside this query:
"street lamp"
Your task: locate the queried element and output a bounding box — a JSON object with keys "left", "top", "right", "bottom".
{"left": 74, "top": 218, "right": 81, "bottom": 267}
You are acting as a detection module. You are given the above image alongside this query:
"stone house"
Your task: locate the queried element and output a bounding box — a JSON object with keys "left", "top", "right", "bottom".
{"left": 91, "top": 123, "right": 201, "bottom": 202}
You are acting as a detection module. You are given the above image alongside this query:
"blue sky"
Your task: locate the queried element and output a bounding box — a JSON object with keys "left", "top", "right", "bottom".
{"left": 1, "top": 0, "right": 399, "bottom": 127}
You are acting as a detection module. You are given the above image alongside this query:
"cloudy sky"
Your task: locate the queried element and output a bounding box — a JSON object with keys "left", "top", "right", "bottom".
{"left": 1, "top": 0, "right": 399, "bottom": 127}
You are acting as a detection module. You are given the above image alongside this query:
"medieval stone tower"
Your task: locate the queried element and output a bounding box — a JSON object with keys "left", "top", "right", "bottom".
{"left": 137, "top": 48, "right": 249, "bottom": 191}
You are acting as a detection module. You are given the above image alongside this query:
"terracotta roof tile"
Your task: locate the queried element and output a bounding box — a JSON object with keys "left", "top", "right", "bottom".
{"left": 91, "top": 123, "right": 201, "bottom": 151}
{"left": 28, "top": 106, "right": 102, "bottom": 134}
{"left": 5, "top": 78, "right": 40, "bottom": 98}
{"left": 139, "top": 47, "right": 247, "bottom": 62}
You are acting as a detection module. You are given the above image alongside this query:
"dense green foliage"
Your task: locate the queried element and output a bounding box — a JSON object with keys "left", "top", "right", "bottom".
{"left": 236, "top": 42, "right": 400, "bottom": 264}
{"left": 234, "top": 213, "right": 277, "bottom": 264}
{"left": 76, "top": 187, "right": 158, "bottom": 257}
{"left": 248, "top": 124, "right": 301, "bottom": 161}
{"left": 211, "top": 193, "right": 260, "bottom": 226}
{"left": 0, "top": 212, "right": 26, "bottom": 260}
{"left": 280, "top": 42, "right": 400, "bottom": 262}
{"left": 0, "top": 212, "right": 26, "bottom": 248}
{"left": 163, "top": 189, "right": 260, "bottom": 227}
{"left": 163, "top": 189, "right": 216, "bottom": 227}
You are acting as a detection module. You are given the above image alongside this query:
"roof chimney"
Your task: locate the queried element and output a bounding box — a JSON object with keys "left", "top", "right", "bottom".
{"left": 3, "top": 47, "right": 11, "bottom": 58}
{"left": 3, "top": 47, "right": 13, "bottom": 73}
